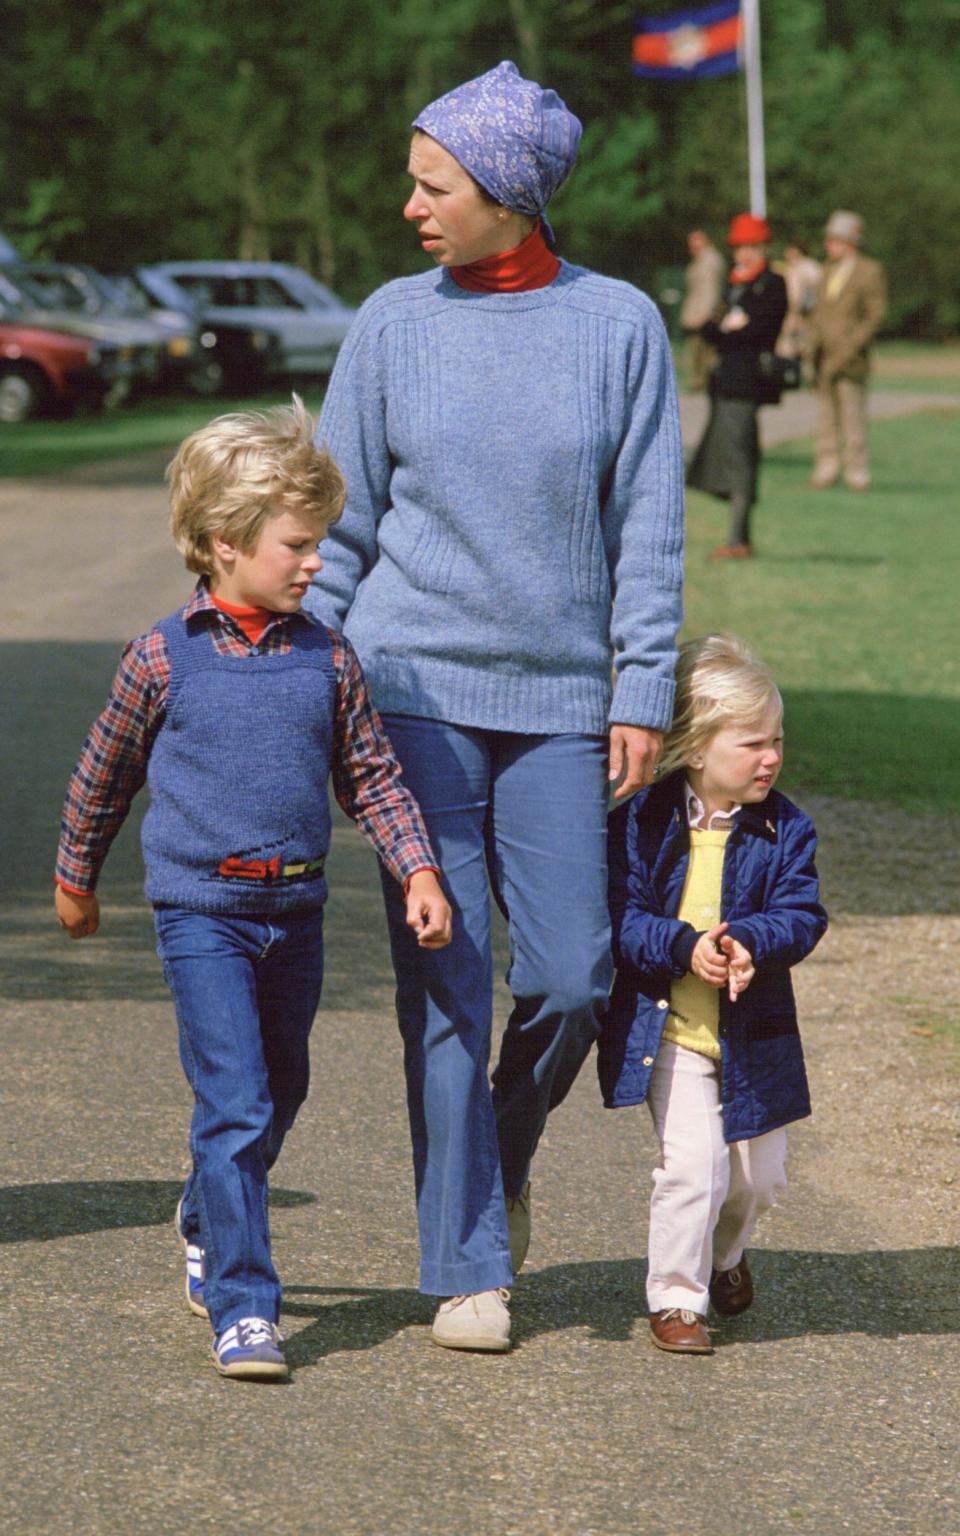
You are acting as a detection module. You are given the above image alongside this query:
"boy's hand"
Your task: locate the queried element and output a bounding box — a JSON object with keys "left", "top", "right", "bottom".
{"left": 404, "top": 871, "right": 452, "bottom": 949}
{"left": 690, "top": 923, "right": 730, "bottom": 988}
{"left": 719, "top": 935, "right": 755, "bottom": 1001}
{"left": 55, "top": 885, "right": 100, "bottom": 940}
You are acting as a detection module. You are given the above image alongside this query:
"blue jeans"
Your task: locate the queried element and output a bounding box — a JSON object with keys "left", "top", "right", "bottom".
{"left": 154, "top": 906, "right": 324, "bottom": 1333}
{"left": 379, "top": 717, "right": 611, "bottom": 1296}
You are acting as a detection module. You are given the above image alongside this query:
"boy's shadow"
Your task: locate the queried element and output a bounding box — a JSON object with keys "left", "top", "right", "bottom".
{"left": 282, "top": 1247, "right": 960, "bottom": 1364}
{"left": 281, "top": 1286, "right": 433, "bottom": 1363}
{"left": 0, "top": 1179, "right": 315, "bottom": 1244}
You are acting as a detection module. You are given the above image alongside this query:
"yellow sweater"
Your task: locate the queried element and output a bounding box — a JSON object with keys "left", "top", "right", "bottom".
{"left": 663, "top": 828, "right": 730, "bottom": 1060}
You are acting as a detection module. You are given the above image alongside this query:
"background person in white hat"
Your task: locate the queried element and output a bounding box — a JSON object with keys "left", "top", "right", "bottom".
{"left": 807, "top": 210, "right": 887, "bottom": 491}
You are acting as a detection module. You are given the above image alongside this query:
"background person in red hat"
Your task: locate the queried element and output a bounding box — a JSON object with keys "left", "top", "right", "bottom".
{"left": 686, "top": 213, "right": 788, "bottom": 559}
{"left": 807, "top": 210, "right": 887, "bottom": 491}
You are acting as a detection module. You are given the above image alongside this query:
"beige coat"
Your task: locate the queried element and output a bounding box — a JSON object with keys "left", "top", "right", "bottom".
{"left": 808, "top": 255, "right": 886, "bottom": 382}
{"left": 680, "top": 244, "right": 726, "bottom": 331}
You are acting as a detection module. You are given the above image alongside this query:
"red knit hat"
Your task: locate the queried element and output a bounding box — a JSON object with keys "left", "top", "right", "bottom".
{"left": 727, "top": 212, "right": 771, "bottom": 246}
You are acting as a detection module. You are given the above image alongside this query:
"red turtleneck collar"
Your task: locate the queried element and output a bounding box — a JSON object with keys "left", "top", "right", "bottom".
{"left": 450, "top": 224, "right": 560, "bottom": 293}
{"left": 729, "top": 258, "right": 767, "bottom": 286}
{"left": 211, "top": 592, "right": 275, "bottom": 645}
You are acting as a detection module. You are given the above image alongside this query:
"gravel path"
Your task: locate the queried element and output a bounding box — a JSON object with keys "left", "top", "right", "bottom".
{"left": 1, "top": 391, "right": 957, "bottom": 1536}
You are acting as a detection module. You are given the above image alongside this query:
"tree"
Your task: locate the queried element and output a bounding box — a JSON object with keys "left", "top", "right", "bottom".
{"left": 2, "top": 0, "right": 958, "bottom": 330}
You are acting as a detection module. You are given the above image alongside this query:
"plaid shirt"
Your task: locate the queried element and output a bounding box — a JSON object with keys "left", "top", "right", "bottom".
{"left": 57, "top": 584, "right": 438, "bottom": 895}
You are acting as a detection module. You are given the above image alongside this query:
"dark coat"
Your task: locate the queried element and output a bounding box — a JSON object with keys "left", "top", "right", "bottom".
{"left": 599, "top": 773, "right": 828, "bottom": 1141}
{"left": 701, "top": 267, "right": 788, "bottom": 401}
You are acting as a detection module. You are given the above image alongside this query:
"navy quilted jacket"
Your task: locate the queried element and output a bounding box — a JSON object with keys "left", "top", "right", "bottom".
{"left": 600, "top": 772, "right": 827, "bottom": 1140}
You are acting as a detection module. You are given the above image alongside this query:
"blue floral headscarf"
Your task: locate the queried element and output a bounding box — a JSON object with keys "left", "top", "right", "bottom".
{"left": 412, "top": 61, "right": 582, "bottom": 241}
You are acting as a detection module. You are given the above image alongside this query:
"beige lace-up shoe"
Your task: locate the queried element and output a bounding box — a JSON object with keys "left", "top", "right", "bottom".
{"left": 432, "top": 1289, "right": 511, "bottom": 1351}
{"left": 505, "top": 1181, "right": 531, "bottom": 1274}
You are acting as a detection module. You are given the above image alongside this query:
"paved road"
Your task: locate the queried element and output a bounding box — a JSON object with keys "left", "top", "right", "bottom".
{"left": 1, "top": 393, "right": 958, "bottom": 1535}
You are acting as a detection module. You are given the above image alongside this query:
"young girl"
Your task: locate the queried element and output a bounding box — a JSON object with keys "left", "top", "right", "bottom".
{"left": 600, "top": 634, "right": 827, "bottom": 1354}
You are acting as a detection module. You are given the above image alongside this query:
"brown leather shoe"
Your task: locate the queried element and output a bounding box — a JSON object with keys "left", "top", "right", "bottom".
{"left": 649, "top": 1308, "right": 713, "bottom": 1354}
{"left": 707, "top": 543, "right": 752, "bottom": 561}
{"left": 709, "top": 1254, "right": 754, "bottom": 1316}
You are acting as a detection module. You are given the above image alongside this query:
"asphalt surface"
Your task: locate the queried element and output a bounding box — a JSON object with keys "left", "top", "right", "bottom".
{"left": 1, "top": 391, "right": 958, "bottom": 1536}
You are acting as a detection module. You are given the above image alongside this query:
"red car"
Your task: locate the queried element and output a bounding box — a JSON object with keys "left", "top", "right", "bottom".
{"left": 0, "top": 318, "right": 133, "bottom": 422}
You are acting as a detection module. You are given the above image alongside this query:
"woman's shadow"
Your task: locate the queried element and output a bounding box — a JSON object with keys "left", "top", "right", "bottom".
{"left": 282, "top": 1247, "right": 960, "bottom": 1364}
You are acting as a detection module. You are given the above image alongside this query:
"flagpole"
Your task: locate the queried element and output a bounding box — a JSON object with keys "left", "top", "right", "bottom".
{"left": 742, "top": 0, "right": 767, "bottom": 216}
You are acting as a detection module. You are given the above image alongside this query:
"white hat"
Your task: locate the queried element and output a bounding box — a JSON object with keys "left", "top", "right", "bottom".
{"left": 825, "top": 210, "right": 863, "bottom": 245}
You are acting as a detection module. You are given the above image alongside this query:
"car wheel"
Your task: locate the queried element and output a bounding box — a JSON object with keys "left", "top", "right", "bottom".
{"left": 187, "top": 356, "right": 226, "bottom": 395}
{"left": 104, "top": 380, "right": 132, "bottom": 409}
{"left": 0, "top": 367, "right": 45, "bottom": 423}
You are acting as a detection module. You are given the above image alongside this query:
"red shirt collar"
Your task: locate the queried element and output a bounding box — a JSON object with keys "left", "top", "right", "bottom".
{"left": 729, "top": 258, "right": 767, "bottom": 286}
{"left": 450, "top": 225, "right": 560, "bottom": 293}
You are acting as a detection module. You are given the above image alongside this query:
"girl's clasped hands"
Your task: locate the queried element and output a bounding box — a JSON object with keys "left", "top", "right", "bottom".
{"left": 690, "top": 921, "right": 755, "bottom": 1001}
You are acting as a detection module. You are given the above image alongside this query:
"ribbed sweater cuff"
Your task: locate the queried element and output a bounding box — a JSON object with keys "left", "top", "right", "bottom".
{"left": 609, "top": 670, "right": 676, "bottom": 732}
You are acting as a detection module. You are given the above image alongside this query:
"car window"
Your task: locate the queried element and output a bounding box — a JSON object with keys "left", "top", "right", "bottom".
{"left": 16, "top": 272, "right": 88, "bottom": 310}
{"left": 102, "top": 276, "right": 152, "bottom": 315}
{"left": 249, "top": 278, "right": 304, "bottom": 309}
{"left": 175, "top": 276, "right": 217, "bottom": 306}
{"left": 0, "top": 273, "right": 27, "bottom": 306}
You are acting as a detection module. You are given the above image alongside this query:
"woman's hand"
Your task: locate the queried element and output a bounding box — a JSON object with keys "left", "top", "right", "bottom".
{"left": 55, "top": 884, "right": 100, "bottom": 940}
{"left": 404, "top": 870, "right": 453, "bottom": 949}
{"left": 608, "top": 725, "right": 663, "bottom": 800}
{"left": 719, "top": 306, "right": 749, "bottom": 332}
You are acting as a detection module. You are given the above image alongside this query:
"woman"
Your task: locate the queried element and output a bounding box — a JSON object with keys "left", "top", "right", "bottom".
{"left": 686, "top": 213, "right": 788, "bottom": 560}
{"left": 304, "top": 61, "right": 684, "bottom": 1351}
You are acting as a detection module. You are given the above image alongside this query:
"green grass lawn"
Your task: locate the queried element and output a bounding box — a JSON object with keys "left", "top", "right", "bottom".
{"left": 684, "top": 408, "right": 959, "bottom": 814}
{"left": 871, "top": 340, "right": 960, "bottom": 395}
{"left": 0, "top": 389, "right": 320, "bottom": 478}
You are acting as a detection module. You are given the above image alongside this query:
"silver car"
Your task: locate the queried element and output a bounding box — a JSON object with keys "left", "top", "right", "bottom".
{"left": 144, "top": 262, "right": 357, "bottom": 376}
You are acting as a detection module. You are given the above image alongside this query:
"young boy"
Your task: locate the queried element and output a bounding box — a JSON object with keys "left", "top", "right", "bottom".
{"left": 600, "top": 634, "right": 827, "bottom": 1355}
{"left": 55, "top": 398, "right": 451, "bottom": 1381}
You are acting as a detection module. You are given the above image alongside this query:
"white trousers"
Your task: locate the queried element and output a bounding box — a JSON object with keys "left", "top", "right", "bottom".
{"left": 645, "top": 1040, "right": 788, "bottom": 1314}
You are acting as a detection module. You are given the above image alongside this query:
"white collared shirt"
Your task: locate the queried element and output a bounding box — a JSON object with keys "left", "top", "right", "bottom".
{"left": 685, "top": 782, "right": 741, "bottom": 830}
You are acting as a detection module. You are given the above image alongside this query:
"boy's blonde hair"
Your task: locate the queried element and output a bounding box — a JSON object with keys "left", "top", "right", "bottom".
{"left": 660, "top": 633, "right": 782, "bottom": 776}
{"left": 166, "top": 394, "right": 346, "bottom": 576}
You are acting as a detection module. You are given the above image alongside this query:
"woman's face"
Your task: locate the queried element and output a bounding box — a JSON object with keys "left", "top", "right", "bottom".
{"left": 732, "top": 243, "right": 766, "bottom": 267}
{"left": 404, "top": 133, "right": 519, "bottom": 266}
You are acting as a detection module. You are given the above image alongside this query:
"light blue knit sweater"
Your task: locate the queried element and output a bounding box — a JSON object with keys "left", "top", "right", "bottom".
{"left": 303, "top": 261, "right": 684, "bottom": 736}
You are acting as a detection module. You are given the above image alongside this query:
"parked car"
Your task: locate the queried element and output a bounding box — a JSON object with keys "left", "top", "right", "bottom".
{"left": 0, "top": 262, "right": 191, "bottom": 395}
{"left": 0, "top": 315, "right": 135, "bottom": 421}
{"left": 143, "top": 262, "right": 357, "bottom": 377}
{"left": 123, "top": 266, "right": 284, "bottom": 394}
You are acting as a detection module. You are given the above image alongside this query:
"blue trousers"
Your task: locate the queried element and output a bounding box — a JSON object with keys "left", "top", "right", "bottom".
{"left": 379, "top": 717, "right": 611, "bottom": 1296}
{"left": 154, "top": 906, "right": 324, "bottom": 1333}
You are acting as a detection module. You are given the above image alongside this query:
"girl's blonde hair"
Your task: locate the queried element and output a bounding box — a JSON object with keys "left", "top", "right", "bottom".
{"left": 166, "top": 394, "right": 346, "bottom": 576}
{"left": 660, "top": 633, "right": 782, "bottom": 776}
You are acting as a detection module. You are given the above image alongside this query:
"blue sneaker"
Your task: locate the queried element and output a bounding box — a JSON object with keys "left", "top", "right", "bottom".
{"left": 174, "top": 1198, "right": 208, "bottom": 1319}
{"left": 211, "top": 1317, "right": 288, "bottom": 1380}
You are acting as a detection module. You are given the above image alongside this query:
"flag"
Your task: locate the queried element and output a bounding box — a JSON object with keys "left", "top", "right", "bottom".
{"left": 633, "top": 1, "right": 742, "bottom": 80}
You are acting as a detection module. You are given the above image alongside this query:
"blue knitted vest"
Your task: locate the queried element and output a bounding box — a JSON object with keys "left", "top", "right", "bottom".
{"left": 141, "top": 609, "right": 336, "bottom": 914}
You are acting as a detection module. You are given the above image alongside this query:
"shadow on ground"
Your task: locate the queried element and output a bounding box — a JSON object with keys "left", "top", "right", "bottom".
{"left": 277, "top": 1247, "right": 960, "bottom": 1365}
{"left": 0, "top": 1179, "right": 316, "bottom": 1243}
